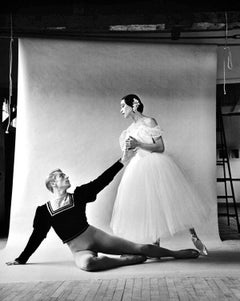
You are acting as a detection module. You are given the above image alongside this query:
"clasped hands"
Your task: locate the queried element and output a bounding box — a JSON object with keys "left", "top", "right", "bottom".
{"left": 121, "top": 136, "right": 139, "bottom": 164}
{"left": 125, "top": 136, "right": 139, "bottom": 150}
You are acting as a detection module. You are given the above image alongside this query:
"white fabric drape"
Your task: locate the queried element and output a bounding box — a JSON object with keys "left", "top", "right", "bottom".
{"left": 0, "top": 40, "right": 219, "bottom": 279}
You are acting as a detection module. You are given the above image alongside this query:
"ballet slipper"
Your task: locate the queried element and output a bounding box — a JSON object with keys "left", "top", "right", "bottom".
{"left": 120, "top": 254, "right": 147, "bottom": 264}
{"left": 174, "top": 249, "right": 200, "bottom": 259}
{"left": 191, "top": 235, "right": 208, "bottom": 256}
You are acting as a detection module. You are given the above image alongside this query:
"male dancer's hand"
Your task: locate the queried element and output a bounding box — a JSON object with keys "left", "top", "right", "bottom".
{"left": 6, "top": 260, "right": 22, "bottom": 265}
{"left": 121, "top": 149, "right": 136, "bottom": 164}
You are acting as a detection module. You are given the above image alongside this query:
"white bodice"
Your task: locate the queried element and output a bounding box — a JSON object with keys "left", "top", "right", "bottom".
{"left": 119, "top": 123, "right": 163, "bottom": 152}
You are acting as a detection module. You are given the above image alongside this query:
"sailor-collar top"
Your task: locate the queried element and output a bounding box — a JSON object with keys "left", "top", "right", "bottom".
{"left": 15, "top": 160, "right": 123, "bottom": 264}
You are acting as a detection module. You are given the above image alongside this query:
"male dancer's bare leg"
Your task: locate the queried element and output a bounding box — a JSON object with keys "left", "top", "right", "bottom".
{"left": 72, "top": 227, "right": 199, "bottom": 271}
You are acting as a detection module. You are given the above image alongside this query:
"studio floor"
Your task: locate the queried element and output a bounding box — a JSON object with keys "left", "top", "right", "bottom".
{"left": 0, "top": 214, "right": 240, "bottom": 300}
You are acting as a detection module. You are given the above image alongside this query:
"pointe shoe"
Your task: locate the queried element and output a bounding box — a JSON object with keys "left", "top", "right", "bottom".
{"left": 174, "top": 249, "right": 200, "bottom": 259}
{"left": 191, "top": 235, "right": 208, "bottom": 256}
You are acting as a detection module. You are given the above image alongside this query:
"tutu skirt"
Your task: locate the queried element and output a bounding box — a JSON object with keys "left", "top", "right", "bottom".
{"left": 110, "top": 150, "right": 210, "bottom": 243}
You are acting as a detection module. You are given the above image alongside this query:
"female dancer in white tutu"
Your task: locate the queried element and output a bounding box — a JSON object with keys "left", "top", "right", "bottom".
{"left": 110, "top": 94, "right": 209, "bottom": 255}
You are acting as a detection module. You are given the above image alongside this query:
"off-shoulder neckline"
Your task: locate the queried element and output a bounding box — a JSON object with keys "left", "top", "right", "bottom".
{"left": 127, "top": 122, "right": 161, "bottom": 130}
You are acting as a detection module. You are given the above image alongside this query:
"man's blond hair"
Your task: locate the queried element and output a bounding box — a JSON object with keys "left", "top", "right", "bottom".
{"left": 45, "top": 169, "right": 62, "bottom": 193}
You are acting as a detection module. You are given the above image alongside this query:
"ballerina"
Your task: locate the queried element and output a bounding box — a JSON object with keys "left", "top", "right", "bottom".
{"left": 110, "top": 94, "right": 209, "bottom": 256}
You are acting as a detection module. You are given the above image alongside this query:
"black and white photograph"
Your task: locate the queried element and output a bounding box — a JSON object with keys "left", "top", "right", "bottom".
{"left": 1, "top": 1, "right": 240, "bottom": 300}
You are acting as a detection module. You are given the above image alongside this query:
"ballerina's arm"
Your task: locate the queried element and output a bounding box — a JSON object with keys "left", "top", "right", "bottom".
{"left": 127, "top": 117, "right": 165, "bottom": 153}
{"left": 126, "top": 135, "right": 164, "bottom": 153}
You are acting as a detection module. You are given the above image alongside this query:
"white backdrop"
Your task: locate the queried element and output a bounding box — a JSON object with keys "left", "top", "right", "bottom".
{"left": 4, "top": 39, "right": 218, "bottom": 265}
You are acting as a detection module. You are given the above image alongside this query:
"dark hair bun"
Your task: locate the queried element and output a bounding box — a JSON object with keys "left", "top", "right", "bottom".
{"left": 121, "top": 94, "right": 144, "bottom": 113}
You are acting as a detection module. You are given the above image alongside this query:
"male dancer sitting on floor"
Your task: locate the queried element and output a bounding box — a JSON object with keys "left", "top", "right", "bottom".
{"left": 6, "top": 150, "right": 199, "bottom": 271}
